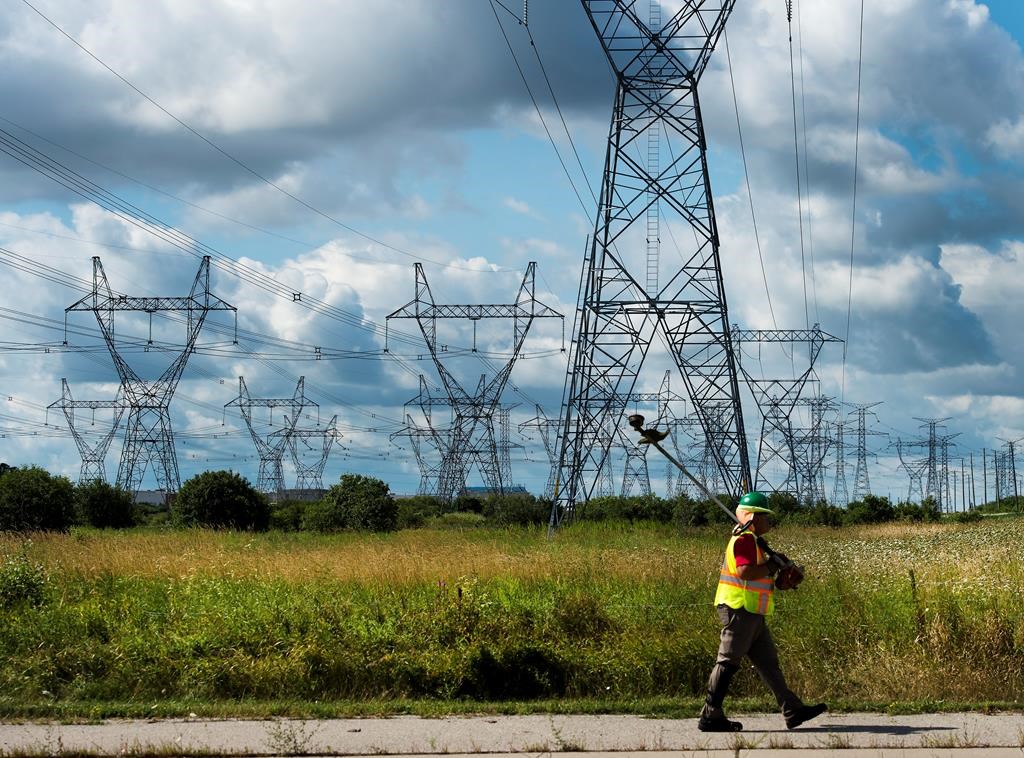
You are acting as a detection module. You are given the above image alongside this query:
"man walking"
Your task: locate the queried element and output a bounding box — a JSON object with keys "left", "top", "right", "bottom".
{"left": 698, "top": 491, "right": 827, "bottom": 732}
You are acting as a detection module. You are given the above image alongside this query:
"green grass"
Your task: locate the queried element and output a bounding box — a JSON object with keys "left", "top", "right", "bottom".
{"left": 1, "top": 520, "right": 1023, "bottom": 718}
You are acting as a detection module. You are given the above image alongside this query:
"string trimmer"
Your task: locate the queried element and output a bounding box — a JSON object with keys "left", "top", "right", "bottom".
{"left": 626, "top": 413, "right": 803, "bottom": 588}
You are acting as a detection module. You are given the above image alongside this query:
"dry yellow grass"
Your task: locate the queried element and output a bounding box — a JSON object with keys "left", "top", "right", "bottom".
{"left": 0, "top": 524, "right": 722, "bottom": 585}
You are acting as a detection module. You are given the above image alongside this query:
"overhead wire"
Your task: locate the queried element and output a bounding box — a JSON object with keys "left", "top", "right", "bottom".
{"left": 796, "top": 0, "right": 819, "bottom": 325}
{"left": 785, "top": 0, "right": 811, "bottom": 331}
{"left": 723, "top": 29, "right": 778, "bottom": 332}
{"left": 487, "top": 0, "right": 596, "bottom": 223}
{"left": 18, "top": 0, "right": 516, "bottom": 275}
{"left": 841, "top": 0, "right": 866, "bottom": 407}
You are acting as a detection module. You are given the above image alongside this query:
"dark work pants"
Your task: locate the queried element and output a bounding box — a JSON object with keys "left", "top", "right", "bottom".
{"left": 703, "top": 604, "right": 802, "bottom": 718}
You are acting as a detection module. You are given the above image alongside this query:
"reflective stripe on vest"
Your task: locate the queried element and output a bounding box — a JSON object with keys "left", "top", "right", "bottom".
{"left": 713, "top": 530, "right": 775, "bottom": 615}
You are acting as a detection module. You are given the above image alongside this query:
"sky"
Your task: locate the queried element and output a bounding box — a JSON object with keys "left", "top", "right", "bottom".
{"left": 1, "top": 0, "right": 1023, "bottom": 506}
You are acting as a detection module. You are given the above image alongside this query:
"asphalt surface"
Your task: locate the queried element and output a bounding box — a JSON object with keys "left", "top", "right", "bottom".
{"left": 2, "top": 712, "right": 1024, "bottom": 756}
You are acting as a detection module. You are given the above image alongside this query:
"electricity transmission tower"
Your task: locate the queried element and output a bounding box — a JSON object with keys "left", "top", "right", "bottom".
{"left": 997, "top": 437, "right": 1021, "bottom": 508}
{"left": 47, "top": 378, "right": 124, "bottom": 483}
{"left": 65, "top": 256, "right": 236, "bottom": 496}
{"left": 895, "top": 438, "right": 928, "bottom": 503}
{"left": 790, "top": 396, "right": 838, "bottom": 504}
{"left": 273, "top": 415, "right": 339, "bottom": 497}
{"left": 387, "top": 262, "right": 561, "bottom": 501}
{"left": 912, "top": 418, "right": 959, "bottom": 509}
{"left": 554, "top": 1, "right": 750, "bottom": 526}
{"left": 731, "top": 326, "right": 842, "bottom": 495}
{"left": 519, "top": 405, "right": 561, "bottom": 498}
{"left": 849, "top": 402, "right": 884, "bottom": 501}
{"left": 390, "top": 413, "right": 440, "bottom": 496}
{"left": 225, "top": 376, "right": 313, "bottom": 498}
{"left": 831, "top": 421, "right": 848, "bottom": 506}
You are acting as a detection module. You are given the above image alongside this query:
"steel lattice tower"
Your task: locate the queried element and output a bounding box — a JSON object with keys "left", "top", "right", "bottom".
{"left": 996, "top": 437, "right": 1021, "bottom": 506}
{"left": 732, "top": 326, "right": 842, "bottom": 495}
{"left": 849, "top": 402, "right": 883, "bottom": 501}
{"left": 831, "top": 421, "right": 848, "bottom": 506}
{"left": 273, "top": 415, "right": 340, "bottom": 497}
{"left": 519, "top": 405, "right": 561, "bottom": 498}
{"left": 912, "top": 418, "right": 958, "bottom": 508}
{"left": 387, "top": 262, "right": 561, "bottom": 501}
{"left": 47, "top": 378, "right": 124, "bottom": 483}
{"left": 553, "top": 1, "right": 749, "bottom": 526}
{"left": 225, "top": 376, "right": 313, "bottom": 498}
{"left": 65, "top": 256, "right": 236, "bottom": 495}
{"left": 895, "top": 438, "right": 928, "bottom": 503}
{"left": 789, "top": 396, "right": 837, "bottom": 504}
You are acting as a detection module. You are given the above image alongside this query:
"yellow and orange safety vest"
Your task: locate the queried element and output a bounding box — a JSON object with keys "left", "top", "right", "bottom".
{"left": 713, "top": 529, "right": 775, "bottom": 615}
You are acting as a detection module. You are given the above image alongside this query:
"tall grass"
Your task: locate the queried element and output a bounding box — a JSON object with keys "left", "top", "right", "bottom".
{"left": 0, "top": 520, "right": 1021, "bottom": 712}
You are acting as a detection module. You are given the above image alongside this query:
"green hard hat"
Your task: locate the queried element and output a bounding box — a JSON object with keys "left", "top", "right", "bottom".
{"left": 738, "top": 491, "right": 773, "bottom": 513}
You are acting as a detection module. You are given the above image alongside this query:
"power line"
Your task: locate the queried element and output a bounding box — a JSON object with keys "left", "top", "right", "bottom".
{"left": 488, "top": 0, "right": 595, "bottom": 222}
{"left": 18, "top": 0, "right": 514, "bottom": 275}
{"left": 841, "top": 0, "right": 866, "bottom": 405}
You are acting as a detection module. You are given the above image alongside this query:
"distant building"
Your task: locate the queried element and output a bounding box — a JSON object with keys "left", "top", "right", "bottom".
{"left": 462, "top": 485, "right": 529, "bottom": 496}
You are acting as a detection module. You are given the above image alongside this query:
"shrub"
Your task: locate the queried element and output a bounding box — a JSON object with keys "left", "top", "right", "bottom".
{"left": 269, "top": 499, "right": 308, "bottom": 531}
{"left": 0, "top": 465, "right": 75, "bottom": 532}
{"left": 396, "top": 495, "right": 445, "bottom": 529}
{"left": 482, "top": 493, "right": 548, "bottom": 526}
{"left": 172, "top": 470, "right": 269, "bottom": 531}
{"left": 767, "top": 491, "right": 805, "bottom": 523}
{"left": 0, "top": 551, "right": 47, "bottom": 608}
{"left": 452, "top": 494, "right": 484, "bottom": 514}
{"left": 844, "top": 494, "right": 895, "bottom": 525}
{"left": 583, "top": 495, "right": 673, "bottom": 523}
{"left": 673, "top": 494, "right": 736, "bottom": 528}
{"left": 427, "top": 511, "right": 487, "bottom": 529}
{"left": 462, "top": 645, "right": 567, "bottom": 700}
{"left": 894, "top": 498, "right": 941, "bottom": 523}
{"left": 303, "top": 474, "right": 397, "bottom": 533}
{"left": 75, "top": 480, "right": 137, "bottom": 528}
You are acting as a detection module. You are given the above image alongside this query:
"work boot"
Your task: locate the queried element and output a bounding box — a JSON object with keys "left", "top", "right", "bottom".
{"left": 785, "top": 702, "right": 827, "bottom": 729}
{"left": 698, "top": 708, "right": 743, "bottom": 732}
{"left": 698, "top": 662, "right": 742, "bottom": 732}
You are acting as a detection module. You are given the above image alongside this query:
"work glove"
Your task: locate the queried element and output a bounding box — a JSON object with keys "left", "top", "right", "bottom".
{"left": 774, "top": 564, "right": 805, "bottom": 590}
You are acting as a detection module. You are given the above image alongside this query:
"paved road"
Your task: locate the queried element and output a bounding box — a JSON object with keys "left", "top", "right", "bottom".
{"left": 1, "top": 712, "right": 1023, "bottom": 756}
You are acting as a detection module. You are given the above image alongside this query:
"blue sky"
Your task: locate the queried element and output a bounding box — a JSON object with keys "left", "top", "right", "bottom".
{"left": 2, "top": 0, "right": 1024, "bottom": 506}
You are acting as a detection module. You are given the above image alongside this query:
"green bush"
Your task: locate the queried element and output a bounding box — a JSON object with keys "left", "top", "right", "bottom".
{"left": 482, "top": 493, "right": 548, "bottom": 526}
{"left": 172, "top": 470, "right": 269, "bottom": 531}
{"left": 894, "top": 497, "right": 941, "bottom": 523}
{"left": 396, "top": 495, "right": 445, "bottom": 529}
{"left": 302, "top": 474, "right": 397, "bottom": 533}
{"left": 0, "top": 465, "right": 75, "bottom": 532}
{"left": 452, "top": 494, "right": 484, "bottom": 514}
{"left": 269, "top": 499, "right": 308, "bottom": 531}
{"left": 75, "top": 480, "right": 136, "bottom": 528}
{"left": 767, "top": 491, "right": 804, "bottom": 522}
{"left": 844, "top": 494, "right": 895, "bottom": 525}
{"left": 583, "top": 495, "right": 673, "bottom": 523}
{"left": 672, "top": 494, "right": 736, "bottom": 528}
{"left": 426, "top": 511, "right": 487, "bottom": 529}
{"left": 0, "top": 551, "right": 47, "bottom": 608}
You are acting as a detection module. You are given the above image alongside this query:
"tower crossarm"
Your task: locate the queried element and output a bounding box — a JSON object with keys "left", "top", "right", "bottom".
{"left": 583, "top": 1, "right": 736, "bottom": 83}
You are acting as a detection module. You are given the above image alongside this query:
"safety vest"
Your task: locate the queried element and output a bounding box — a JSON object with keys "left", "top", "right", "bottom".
{"left": 713, "top": 529, "right": 775, "bottom": 615}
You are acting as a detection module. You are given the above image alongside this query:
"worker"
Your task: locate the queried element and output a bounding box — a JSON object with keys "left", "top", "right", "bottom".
{"left": 697, "top": 491, "right": 827, "bottom": 732}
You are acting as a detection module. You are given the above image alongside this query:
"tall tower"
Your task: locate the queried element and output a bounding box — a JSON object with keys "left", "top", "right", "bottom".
{"left": 47, "top": 378, "right": 124, "bottom": 483}
{"left": 849, "top": 402, "right": 883, "bottom": 501}
{"left": 65, "top": 256, "right": 236, "bottom": 495}
{"left": 387, "top": 262, "right": 561, "bottom": 501}
{"left": 554, "top": 1, "right": 748, "bottom": 524}
{"left": 225, "top": 377, "right": 314, "bottom": 498}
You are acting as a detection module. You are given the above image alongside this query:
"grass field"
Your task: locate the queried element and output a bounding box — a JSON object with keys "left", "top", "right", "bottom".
{"left": 0, "top": 519, "right": 1021, "bottom": 718}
